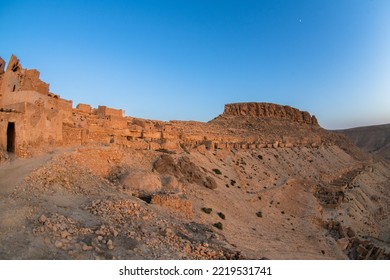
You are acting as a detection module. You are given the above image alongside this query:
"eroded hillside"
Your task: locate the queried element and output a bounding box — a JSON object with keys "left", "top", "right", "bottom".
{"left": 336, "top": 124, "right": 390, "bottom": 161}
{"left": 1, "top": 135, "right": 389, "bottom": 259}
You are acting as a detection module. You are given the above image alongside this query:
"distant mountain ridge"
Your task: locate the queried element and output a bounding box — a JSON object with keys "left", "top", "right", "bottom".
{"left": 335, "top": 123, "right": 390, "bottom": 161}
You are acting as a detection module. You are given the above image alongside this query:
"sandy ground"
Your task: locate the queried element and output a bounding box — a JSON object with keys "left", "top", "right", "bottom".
{"left": 0, "top": 145, "right": 389, "bottom": 260}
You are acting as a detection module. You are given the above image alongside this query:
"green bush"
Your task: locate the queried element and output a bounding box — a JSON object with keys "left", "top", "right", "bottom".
{"left": 217, "top": 212, "right": 226, "bottom": 220}
{"left": 256, "top": 211, "right": 263, "bottom": 218}
{"left": 212, "top": 168, "right": 222, "bottom": 175}
{"left": 202, "top": 207, "right": 212, "bottom": 214}
{"left": 257, "top": 155, "right": 263, "bottom": 160}
{"left": 213, "top": 222, "right": 223, "bottom": 230}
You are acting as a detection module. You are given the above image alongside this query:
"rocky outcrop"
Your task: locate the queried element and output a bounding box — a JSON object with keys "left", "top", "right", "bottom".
{"left": 223, "top": 102, "right": 318, "bottom": 126}
{"left": 153, "top": 155, "right": 218, "bottom": 190}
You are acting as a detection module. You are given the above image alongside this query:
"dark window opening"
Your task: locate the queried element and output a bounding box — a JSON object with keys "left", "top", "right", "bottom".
{"left": 12, "top": 85, "right": 16, "bottom": 92}
{"left": 138, "top": 195, "right": 152, "bottom": 204}
{"left": 7, "top": 122, "right": 15, "bottom": 153}
{"left": 11, "top": 64, "right": 19, "bottom": 72}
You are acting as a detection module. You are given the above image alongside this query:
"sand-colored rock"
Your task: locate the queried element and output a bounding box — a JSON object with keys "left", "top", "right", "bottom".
{"left": 120, "top": 170, "right": 162, "bottom": 196}
{"left": 223, "top": 102, "right": 319, "bottom": 125}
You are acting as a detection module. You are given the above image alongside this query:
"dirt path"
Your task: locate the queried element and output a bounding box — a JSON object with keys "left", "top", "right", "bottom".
{"left": 0, "top": 148, "right": 74, "bottom": 197}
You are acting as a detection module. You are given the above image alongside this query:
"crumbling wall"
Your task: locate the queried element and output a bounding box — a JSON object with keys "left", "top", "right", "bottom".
{"left": 19, "top": 69, "right": 50, "bottom": 94}
{"left": 76, "top": 103, "right": 92, "bottom": 114}
{"left": 0, "top": 55, "right": 49, "bottom": 96}
{"left": 0, "top": 111, "right": 24, "bottom": 155}
{"left": 0, "top": 57, "right": 5, "bottom": 74}
{"left": 0, "top": 55, "right": 72, "bottom": 155}
{"left": 97, "top": 105, "right": 124, "bottom": 118}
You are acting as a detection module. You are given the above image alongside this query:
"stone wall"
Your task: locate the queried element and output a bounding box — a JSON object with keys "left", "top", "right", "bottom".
{"left": 76, "top": 103, "right": 92, "bottom": 114}
{"left": 0, "top": 57, "right": 5, "bottom": 74}
{"left": 97, "top": 106, "right": 124, "bottom": 118}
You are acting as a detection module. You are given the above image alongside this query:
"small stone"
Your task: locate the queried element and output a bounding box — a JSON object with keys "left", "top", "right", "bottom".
{"left": 337, "top": 238, "right": 349, "bottom": 250}
{"left": 107, "top": 239, "right": 114, "bottom": 250}
{"left": 346, "top": 227, "right": 356, "bottom": 238}
{"left": 164, "top": 228, "right": 173, "bottom": 236}
{"left": 97, "top": 235, "right": 103, "bottom": 241}
{"left": 95, "top": 230, "right": 104, "bottom": 236}
{"left": 113, "top": 229, "right": 119, "bottom": 237}
{"left": 54, "top": 241, "right": 63, "bottom": 248}
{"left": 82, "top": 245, "right": 93, "bottom": 251}
{"left": 61, "top": 231, "right": 70, "bottom": 238}
{"left": 38, "top": 214, "right": 47, "bottom": 224}
{"left": 356, "top": 245, "right": 368, "bottom": 256}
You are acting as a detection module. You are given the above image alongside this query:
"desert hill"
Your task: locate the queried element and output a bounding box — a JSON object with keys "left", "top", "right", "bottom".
{"left": 1, "top": 107, "right": 389, "bottom": 260}
{"left": 0, "top": 55, "right": 389, "bottom": 260}
{"left": 335, "top": 124, "right": 390, "bottom": 161}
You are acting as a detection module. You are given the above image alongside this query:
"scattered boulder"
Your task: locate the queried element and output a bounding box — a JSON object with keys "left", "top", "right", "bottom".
{"left": 153, "top": 155, "right": 179, "bottom": 175}
{"left": 337, "top": 238, "right": 349, "bottom": 250}
{"left": 120, "top": 170, "right": 162, "bottom": 196}
{"left": 160, "top": 175, "right": 182, "bottom": 193}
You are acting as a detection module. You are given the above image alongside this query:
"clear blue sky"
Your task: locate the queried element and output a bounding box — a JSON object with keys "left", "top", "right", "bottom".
{"left": 1, "top": 0, "right": 389, "bottom": 129}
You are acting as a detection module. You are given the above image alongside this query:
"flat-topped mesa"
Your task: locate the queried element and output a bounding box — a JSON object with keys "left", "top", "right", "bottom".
{"left": 223, "top": 102, "right": 319, "bottom": 126}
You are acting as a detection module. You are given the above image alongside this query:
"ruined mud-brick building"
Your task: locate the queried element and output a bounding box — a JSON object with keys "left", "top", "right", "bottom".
{"left": 0, "top": 55, "right": 72, "bottom": 156}
{"left": 0, "top": 55, "right": 327, "bottom": 157}
{"left": 0, "top": 55, "right": 129, "bottom": 156}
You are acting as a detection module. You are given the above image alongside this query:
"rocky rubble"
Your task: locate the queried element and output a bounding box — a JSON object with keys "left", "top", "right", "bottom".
{"left": 327, "top": 221, "right": 390, "bottom": 260}
{"left": 20, "top": 153, "right": 110, "bottom": 195}
{"left": 84, "top": 199, "right": 242, "bottom": 259}
{"left": 30, "top": 197, "right": 242, "bottom": 260}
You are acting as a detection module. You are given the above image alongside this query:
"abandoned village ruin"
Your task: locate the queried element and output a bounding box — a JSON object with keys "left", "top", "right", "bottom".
{"left": 1, "top": 55, "right": 389, "bottom": 261}
{"left": 1, "top": 55, "right": 327, "bottom": 157}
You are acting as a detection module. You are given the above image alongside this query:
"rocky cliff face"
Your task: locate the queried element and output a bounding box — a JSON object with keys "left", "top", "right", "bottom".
{"left": 223, "top": 102, "right": 319, "bottom": 126}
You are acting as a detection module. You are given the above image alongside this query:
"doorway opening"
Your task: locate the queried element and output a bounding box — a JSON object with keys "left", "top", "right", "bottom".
{"left": 7, "top": 122, "right": 15, "bottom": 153}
